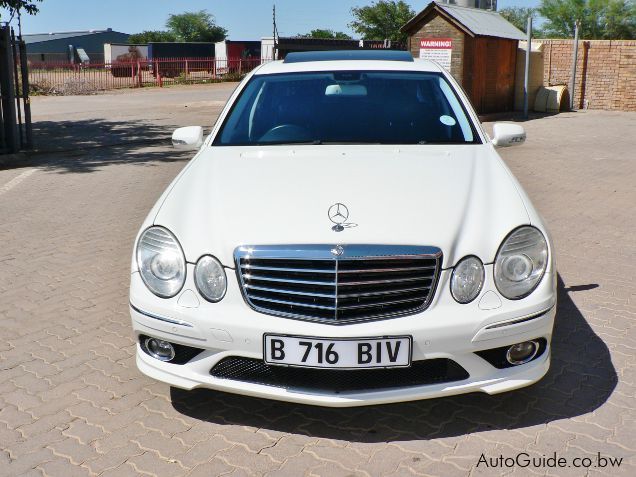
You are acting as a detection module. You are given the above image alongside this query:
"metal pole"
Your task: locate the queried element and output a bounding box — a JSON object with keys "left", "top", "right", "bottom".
{"left": 10, "top": 28, "right": 23, "bottom": 148}
{"left": 18, "top": 38, "right": 32, "bottom": 149}
{"left": 272, "top": 5, "right": 277, "bottom": 60}
{"left": 569, "top": 20, "right": 580, "bottom": 110}
{"left": 523, "top": 16, "right": 532, "bottom": 119}
{"left": 0, "top": 25, "right": 19, "bottom": 153}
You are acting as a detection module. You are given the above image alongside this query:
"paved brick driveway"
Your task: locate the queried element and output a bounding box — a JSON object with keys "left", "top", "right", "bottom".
{"left": 1, "top": 86, "right": 634, "bottom": 476}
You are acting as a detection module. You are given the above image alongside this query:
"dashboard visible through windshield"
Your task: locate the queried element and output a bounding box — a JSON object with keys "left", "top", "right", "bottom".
{"left": 214, "top": 71, "right": 481, "bottom": 146}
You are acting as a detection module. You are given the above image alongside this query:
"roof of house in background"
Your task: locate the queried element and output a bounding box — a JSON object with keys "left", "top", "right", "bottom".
{"left": 23, "top": 29, "right": 129, "bottom": 44}
{"left": 401, "top": 1, "right": 526, "bottom": 41}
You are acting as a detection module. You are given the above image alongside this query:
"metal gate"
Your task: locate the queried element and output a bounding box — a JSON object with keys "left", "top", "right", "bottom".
{"left": 0, "top": 24, "right": 32, "bottom": 155}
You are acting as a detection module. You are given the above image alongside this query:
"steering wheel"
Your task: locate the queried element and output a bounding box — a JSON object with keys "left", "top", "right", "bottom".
{"left": 259, "top": 124, "right": 312, "bottom": 143}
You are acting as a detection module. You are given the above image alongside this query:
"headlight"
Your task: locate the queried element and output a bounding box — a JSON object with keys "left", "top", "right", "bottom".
{"left": 136, "top": 226, "right": 186, "bottom": 298}
{"left": 194, "top": 255, "right": 227, "bottom": 302}
{"left": 450, "top": 256, "right": 484, "bottom": 304}
{"left": 494, "top": 226, "right": 548, "bottom": 300}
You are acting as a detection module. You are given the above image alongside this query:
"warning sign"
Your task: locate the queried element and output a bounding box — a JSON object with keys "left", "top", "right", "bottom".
{"left": 419, "top": 38, "right": 452, "bottom": 71}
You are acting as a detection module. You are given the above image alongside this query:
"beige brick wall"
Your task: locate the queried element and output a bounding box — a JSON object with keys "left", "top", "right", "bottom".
{"left": 407, "top": 14, "right": 466, "bottom": 83}
{"left": 540, "top": 39, "right": 636, "bottom": 111}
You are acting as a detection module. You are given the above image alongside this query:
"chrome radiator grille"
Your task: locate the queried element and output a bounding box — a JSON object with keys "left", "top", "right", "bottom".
{"left": 234, "top": 245, "right": 442, "bottom": 324}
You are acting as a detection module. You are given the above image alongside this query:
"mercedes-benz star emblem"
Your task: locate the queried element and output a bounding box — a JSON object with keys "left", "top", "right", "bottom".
{"left": 331, "top": 245, "right": 344, "bottom": 256}
{"left": 328, "top": 203, "right": 349, "bottom": 232}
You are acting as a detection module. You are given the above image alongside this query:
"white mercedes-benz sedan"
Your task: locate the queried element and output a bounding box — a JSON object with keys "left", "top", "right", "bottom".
{"left": 130, "top": 50, "right": 556, "bottom": 407}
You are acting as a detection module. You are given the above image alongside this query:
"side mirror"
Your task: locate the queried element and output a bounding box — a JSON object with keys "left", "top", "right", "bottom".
{"left": 491, "top": 123, "right": 526, "bottom": 147}
{"left": 172, "top": 126, "right": 203, "bottom": 150}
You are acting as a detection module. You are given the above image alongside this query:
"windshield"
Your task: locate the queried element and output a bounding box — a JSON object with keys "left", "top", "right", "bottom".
{"left": 214, "top": 71, "right": 479, "bottom": 146}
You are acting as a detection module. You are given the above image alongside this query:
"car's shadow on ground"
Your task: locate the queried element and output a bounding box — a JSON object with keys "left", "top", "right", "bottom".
{"left": 8, "top": 119, "right": 193, "bottom": 174}
{"left": 170, "top": 275, "right": 616, "bottom": 441}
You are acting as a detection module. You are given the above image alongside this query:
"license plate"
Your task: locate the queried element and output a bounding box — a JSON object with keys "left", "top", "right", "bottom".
{"left": 263, "top": 334, "right": 412, "bottom": 369}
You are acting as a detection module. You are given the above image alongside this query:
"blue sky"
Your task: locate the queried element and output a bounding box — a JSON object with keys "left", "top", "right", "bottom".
{"left": 1, "top": 1, "right": 539, "bottom": 37}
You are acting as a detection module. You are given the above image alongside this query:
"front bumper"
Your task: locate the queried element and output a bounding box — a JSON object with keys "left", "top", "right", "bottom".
{"left": 130, "top": 263, "right": 557, "bottom": 407}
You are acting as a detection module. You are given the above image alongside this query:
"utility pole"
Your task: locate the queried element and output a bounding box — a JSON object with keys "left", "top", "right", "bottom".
{"left": 569, "top": 20, "right": 580, "bottom": 111}
{"left": 272, "top": 4, "right": 278, "bottom": 60}
{"left": 523, "top": 16, "right": 532, "bottom": 119}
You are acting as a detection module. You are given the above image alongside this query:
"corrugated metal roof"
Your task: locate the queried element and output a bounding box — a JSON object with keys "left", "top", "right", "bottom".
{"left": 23, "top": 30, "right": 125, "bottom": 44}
{"left": 437, "top": 3, "right": 526, "bottom": 40}
{"left": 402, "top": 1, "right": 527, "bottom": 41}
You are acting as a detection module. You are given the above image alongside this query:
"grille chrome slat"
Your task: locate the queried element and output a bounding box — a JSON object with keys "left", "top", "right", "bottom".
{"left": 338, "top": 276, "right": 432, "bottom": 286}
{"left": 241, "top": 265, "right": 336, "bottom": 274}
{"left": 337, "top": 296, "right": 425, "bottom": 311}
{"left": 245, "top": 284, "right": 336, "bottom": 299}
{"left": 337, "top": 265, "right": 437, "bottom": 273}
{"left": 243, "top": 275, "right": 336, "bottom": 286}
{"left": 235, "top": 245, "right": 441, "bottom": 324}
{"left": 250, "top": 295, "right": 337, "bottom": 310}
{"left": 338, "top": 285, "right": 431, "bottom": 299}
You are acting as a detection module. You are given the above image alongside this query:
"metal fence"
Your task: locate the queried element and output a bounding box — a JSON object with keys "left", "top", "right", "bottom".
{"left": 26, "top": 57, "right": 262, "bottom": 95}
{"left": 1, "top": 25, "right": 32, "bottom": 155}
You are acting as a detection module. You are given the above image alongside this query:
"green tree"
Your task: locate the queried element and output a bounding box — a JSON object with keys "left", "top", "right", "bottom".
{"left": 349, "top": 0, "right": 415, "bottom": 42}
{"left": 128, "top": 30, "right": 178, "bottom": 43}
{"left": 603, "top": 0, "right": 636, "bottom": 38}
{"left": 297, "top": 29, "right": 352, "bottom": 40}
{"left": 0, "top": 0, "right": 41, "bottom": 20}
{"left": 538, "top": 0, "right": 636, "bottom": 39}
{"left": 166, "top": 10, "right": 227, "bottom": 42}
{"left": 499, "top": 7, "right": 539, "bottom": 34}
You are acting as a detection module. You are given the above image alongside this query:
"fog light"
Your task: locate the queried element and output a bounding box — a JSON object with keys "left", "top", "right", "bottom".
{"left": 144, "top": 337, "right": 175, "bottom": 362}
{"left": 506, "top": 341, "right": 539, "bottom": 365}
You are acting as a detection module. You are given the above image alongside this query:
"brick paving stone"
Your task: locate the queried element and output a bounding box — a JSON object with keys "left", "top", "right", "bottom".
{"left": 308, "top": 461, "right": 366, "bottom": 477}
{"left": 217, "top": 426, "right": 278, "bottom": 453}
{"left": 92, "top": 408, "right": 149, "bottom": 435}
{"left": 127, "top": 451, "right": 189, "bottom": 477}
{"left": 304, "top": 441, "right": 368, "bottom": 469}
{"left": 1, "top": 89, "right": 634, "bottom": 477}
{"left": 2, "top": 389, "right": 42, "bottom": 411}
{"left": 2, "top": 449, "right": 56, "bottom": 477}
{"left": 9, "top": 430, "right": 67, "bottom": 458}
{"left": 185, "top": 458, "right": 235, "bottom": 477}
{"left": 83, "top": 444, "right": 144, "bottom": 475}
{"left": 14, "top": 471, "right": 46, "bottom": 477}
{"left": 0, "top": 404, "right": 35, "bottom": 429}
{"left": 355, "top": 446, "right": 405, "bottom": 476}
{"left": 175, "top": 436, "right": 233, "bottom": 469}
{"left": 37, "top": 458, "right": 94, "bottom": 477}
{"left": 270, "top": 451, "right": 325, "bottom": 476}
{"left": 91, "top": 425, "right": 149, "bottom": 454}
{"left": 131, "top": 430, "right": 191, "bottom": 461}
{"left": 98, "top": 462, "right": 142, "bottom": 477}
{"left": 173, "top": 423, "right": 223, "bottom": 447}
{"left": 62, "top": 420, "right": 105, "bottom": 446}
{"left": 18, "top": 410, "right": 73, "bottom": 439}
{"left": 47, "top": 437, "right": 99, "bottom": 466}
{"left": 385, "top": 464, "right": 431, "bottom": 477}
{"left": 258, "top": 436, "right": 306, "bottom": 464}
{"left": 215, "top": 445, "right": 282, "bottom": 475}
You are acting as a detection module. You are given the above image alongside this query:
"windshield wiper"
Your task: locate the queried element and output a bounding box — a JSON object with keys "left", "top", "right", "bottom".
{"left": 254, "top": 140, "right": 323, "bottom": 146}
{"left": 311, "top": 141, "right": 382, "bottom": 145}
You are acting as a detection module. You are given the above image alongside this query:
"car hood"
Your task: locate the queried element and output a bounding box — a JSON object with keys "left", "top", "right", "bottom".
{"left": 154, "top": 145, "right": 530, "bottom": 268}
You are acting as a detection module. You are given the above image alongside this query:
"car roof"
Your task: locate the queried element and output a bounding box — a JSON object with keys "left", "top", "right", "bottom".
{"left": 255, "top": 52, "right": 444, "bottom": 75}
{"left": 284, "top": 50, "right": 414, "bottom": 63}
